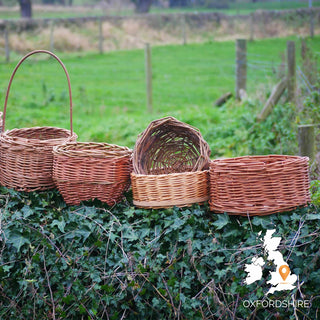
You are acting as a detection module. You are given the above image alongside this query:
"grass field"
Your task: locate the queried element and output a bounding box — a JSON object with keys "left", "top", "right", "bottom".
{"left": 152, "top": 0, "right": 320, "bottom": 15}
{"left": 0, "top": 36, "right": 319, "bottom": 156}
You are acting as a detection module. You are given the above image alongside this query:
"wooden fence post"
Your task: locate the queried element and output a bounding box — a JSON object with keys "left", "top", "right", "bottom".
{"left": 249, "top": 13, "right": 254, "bottom": 41}
{"left": 236, "top": 39, "right": 247, "bottom": 100}
{"left": 257, "top": 78, "right": 287, "bottom": 121}
{"left": 309, "top": 0, "right": 314, "bottom": 38}
{"left": 145, "top": 43, "right": 153, "bottom": 113}
{"left": 287, "top": 41, "right": 296, "bottom": 103}
{"left": 50, "top": 20, "right": 55, "bottom": 52}
{"left": 99, "top": 18, "right": 104, "bottom": 54}
{"left": 310, "top": 10, "right": 314, "bottom": 38}
{"left": 5, "top": 23, "right": 10, "bottom": 63}
{"left": 298, "top": 124, "right": 315, "bottom": 162}
{"left": 181, "top": 15, "right": 187, "bottom": 45}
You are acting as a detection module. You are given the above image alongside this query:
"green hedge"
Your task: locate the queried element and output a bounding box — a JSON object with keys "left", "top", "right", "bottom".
{"left": 0, "top": 187, "right": 319, "bottom": 319}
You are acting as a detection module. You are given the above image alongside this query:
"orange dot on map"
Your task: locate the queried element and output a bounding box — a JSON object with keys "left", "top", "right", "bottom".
{"left": 279, "top": 265, "right": 290, "bottom": 281}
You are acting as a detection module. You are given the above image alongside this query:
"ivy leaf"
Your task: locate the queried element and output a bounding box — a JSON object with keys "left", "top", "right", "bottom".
{"left": 51, "top": 219, "right": 66, "bottom": 233}
{"left": 75, "top": 226, "right": 91, "bottom": 241}
{"left": 252, "top": 216, "right": 273, "bottom": 229}
{"left": 125, "top": 207, "right": 135, "bottom": 218}
{"left": 166, "top": 217, "right": 185, "bottom": 232}
{"left": 215, "top": 256, "right": 225, "bottom": 264}
{"left": 214, "top": 268, "right": 227, "bottom": 279}
{"left": 306, "top": 213, "right": 320, "bottom": 220}
{"left": 21, "top": 205, "right": 33, "bottom": 219}
{"left": 6, "top": 231, "right": 30, "bottom": 252}
{"left": 122, "top": 229, "right": 138, "bottom": 242}
{"left": 212, "top": 213, "right": 230, "bottom": 230}
{"left": 290, "top": 212, "right": 301, "bottom": 221}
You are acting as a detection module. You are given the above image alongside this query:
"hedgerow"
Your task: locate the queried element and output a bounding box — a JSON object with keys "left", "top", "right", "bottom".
{"left": 0, "top": 186, "right": 320, "bottom": 319}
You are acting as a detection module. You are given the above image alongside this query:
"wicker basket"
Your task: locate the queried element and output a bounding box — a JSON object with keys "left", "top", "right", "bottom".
{"left": 53, "top": 142, "right": 132, "bottom": 205}
{"left": 132, "top": 116, "right": 211, "bottom": 208}
{"left": 209, "top": 155, "right": 311, "bottom": 216}
{"left": 0, "top": 50, "right": 77, "bottom": 192}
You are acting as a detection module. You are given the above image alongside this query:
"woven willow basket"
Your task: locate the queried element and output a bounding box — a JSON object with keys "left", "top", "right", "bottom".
{"left": 53, "top": 142, "right": 132, "bottom": 205}
{"left": 0, "top": 50, "right": 77, "bottom": 192}
{"left": 132, "top": 117, "right": 211, "bottom": 209}
{"left": 209, "top": 155, "right": 311, "bottom": 216}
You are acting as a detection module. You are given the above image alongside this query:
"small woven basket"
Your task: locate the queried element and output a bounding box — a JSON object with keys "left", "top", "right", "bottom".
{"left": 209, "top": 155, "right": 311, "bottom": 216}
{"left": 132, "top": 116, "right": 211, "bottom": 208}
{"left": 53, "top": 142, "right": 132, "bottom": 205}
{"left": 0, "top": 50, "right": 77, "bottom": 192}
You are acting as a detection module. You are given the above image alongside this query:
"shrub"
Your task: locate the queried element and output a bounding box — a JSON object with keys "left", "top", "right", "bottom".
{"left": 0, "top": 187, "right": 320, "bottom": 319}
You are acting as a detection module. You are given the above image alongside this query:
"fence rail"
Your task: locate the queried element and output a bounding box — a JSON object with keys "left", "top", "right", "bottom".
{"left": 1, "top": 7, "right": 319, "bottom": 60}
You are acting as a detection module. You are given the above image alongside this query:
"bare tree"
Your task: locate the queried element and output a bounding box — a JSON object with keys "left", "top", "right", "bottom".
{"left": 132, "top": 0, "right": 153, "bottom": 13}
{"left": 19, "top": 0, "right": 32, "bottom": 18}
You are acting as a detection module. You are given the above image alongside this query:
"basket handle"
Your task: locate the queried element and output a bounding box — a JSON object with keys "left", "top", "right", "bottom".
{"left": 2, "top": 50, "right": 73, "bottom": 135}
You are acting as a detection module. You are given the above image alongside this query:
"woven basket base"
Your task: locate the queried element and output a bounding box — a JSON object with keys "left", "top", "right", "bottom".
{"left": 131, "top": 170, "right": 210, "bottom": 209}
{"left": 56, "top": 182, "right": 130, "bottom": 206}
{"left": 133, "top": 198, "right": 208, "bottom": 209}
{"left": 210, "top": 203, "right": 309, "bottom": 216}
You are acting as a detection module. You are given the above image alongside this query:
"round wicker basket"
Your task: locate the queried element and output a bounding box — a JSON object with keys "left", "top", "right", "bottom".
{"left": 0, "top": 50, "right": 77, "bottom": 192}
{"left": 53, "top": 142, "right": 132, "bottom": 205}
{"left": 132, "top": 116, "right": 211, "bottom": 208}
{"left": 209, "top": 155, "right": 311, "bottom": 216}
{"left": 133, "top": 116, "right": 210, "bottom": 174}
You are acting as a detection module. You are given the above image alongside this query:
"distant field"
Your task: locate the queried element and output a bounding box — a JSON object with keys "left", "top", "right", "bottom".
{"left": 1, "top": 1, "right": 320, "bottom": 19}
{"left": 0, "top": 36, "right": 319, "bottom": 157}
{"left": 152, "top": 0, "right": 320, "bottom": 15}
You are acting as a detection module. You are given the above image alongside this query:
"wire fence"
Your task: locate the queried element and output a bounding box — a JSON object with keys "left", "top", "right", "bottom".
{"left": 0, "top": 6, "right": 319, "bottom": 62}
{"left": 0, "top": 36, "right": 318, "bottom": 126}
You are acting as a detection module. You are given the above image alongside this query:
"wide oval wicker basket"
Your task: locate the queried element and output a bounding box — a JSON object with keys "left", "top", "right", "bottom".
{"left": 132, "top": 116, "right": 211, "bottom": 208}
{"left": 209, "top": 155, "right": 311, "bottom": 216}
{"left": 53, "top": 142, "right": 132, "bottom": 205}
{"left": 0, "top": 50, "right": 77, "bottom": 192}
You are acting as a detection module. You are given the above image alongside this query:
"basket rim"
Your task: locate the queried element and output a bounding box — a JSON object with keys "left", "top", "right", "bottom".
{"left": 131, "top": 169, "right": 209, "bottom": 178}
{"left": 1, "top": 126, "right": 77, "bottom": 145}
{"left": 211, "top": 154, "right": 309, "bottom": 164}
{"left": 53, "top": 141, "right": 132, "bottom": 159}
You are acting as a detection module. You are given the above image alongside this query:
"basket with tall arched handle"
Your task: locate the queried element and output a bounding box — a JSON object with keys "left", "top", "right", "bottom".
{"left": 0, "top": 50, "right": 77, "bottom": 192}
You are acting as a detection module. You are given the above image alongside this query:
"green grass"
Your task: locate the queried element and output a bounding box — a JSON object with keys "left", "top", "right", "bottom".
{"left": 0, "top": 36, "right": 319, "bottom": 155}
{"left": 0, "top": 8, "right": 133, "bottom": 20}
{"left": 151, "top": 1, "right": 320, "bottom": 15}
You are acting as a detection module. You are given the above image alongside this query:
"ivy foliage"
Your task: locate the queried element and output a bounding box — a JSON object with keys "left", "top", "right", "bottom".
{"left": 0, "top": 187, "right": 320, "bottom": 319}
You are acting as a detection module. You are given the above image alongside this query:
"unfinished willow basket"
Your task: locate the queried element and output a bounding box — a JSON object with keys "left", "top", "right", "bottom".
{"left": 209, "top": 155, "right": 311, "bottom": 216}
{"left": 132, "top": 116, "right": 211, "bottom": 208}
{"left": 0, "top": 50, "right": 77, "bottom": 192}
{"left": 53, "top": 142, "right": 132, "bottom": 205}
